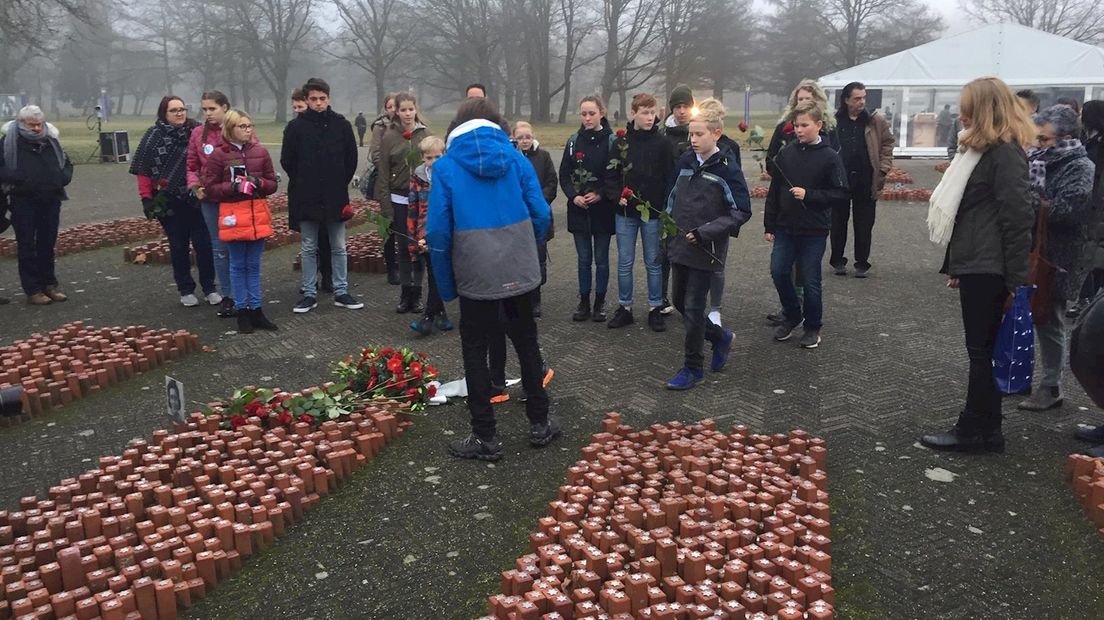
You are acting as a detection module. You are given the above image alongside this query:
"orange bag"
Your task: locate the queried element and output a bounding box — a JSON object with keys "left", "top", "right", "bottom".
{"left": 218, "top": 198, "right": 273, "bottom": 242}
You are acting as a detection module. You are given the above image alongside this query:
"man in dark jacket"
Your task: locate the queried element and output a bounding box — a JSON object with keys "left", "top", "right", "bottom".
{"left": 830, "top": 82, "right": 894, "bottom": 278}
{"left": 354, "top": 112, "right": 367, "bottom": 147}
{"left": 0, "top": 106, "right": 73, "bottom": 305}
{"left": 280, "top": 78, "right": 363, "bottom": 313}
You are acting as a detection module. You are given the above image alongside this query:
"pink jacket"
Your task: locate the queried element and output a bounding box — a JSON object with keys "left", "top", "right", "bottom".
{"left": 187, "top": 123, "right": 259, "bottom": 190}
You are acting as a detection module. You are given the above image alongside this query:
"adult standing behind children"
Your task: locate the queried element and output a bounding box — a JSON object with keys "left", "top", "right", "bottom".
{"left": 132, "top": 96, "right": 217, "bottom": 308}
{"left": 368, "top": 93, "right": 398, "bottom": 284}
{"left": 427, "top": 97, "right": 557, "bottom": 462}
{"left": 608, "top": 93, "right": 672, "bottom": 333}
{"left": 665, "top": 99, "right": 751, "bottom": 390}
{"left": 559, "top": 95, "right": 618, "bottom": 323}
{"left": 513, "top": 121, "right": 557, "bottom": 317}
{"left": 830, "top": 82, "right": 894, "bottom": 278}
{"left": 281, "top": 77, "right": 363, "bottom": 313}
{"left": 377, "top": 92, "right": 431, "bottom": 315}
{"left": 764, "top": 100, "right": 850, "bottom": 349}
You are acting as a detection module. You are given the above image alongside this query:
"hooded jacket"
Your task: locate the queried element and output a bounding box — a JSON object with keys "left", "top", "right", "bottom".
{"left": 614, "top": 120, "right": 675, "bottom": 220}
{"left": 666, "top": 135, "right": 752, "bottom": 272}
{"left": 764, "top": 137, "right": 849, "bottom": 236}
{"left": 521, "top": 142, "right": 557, "bottom": 241}
{"left": 279, "top": 106, "right": 358, "bottom": 228}
{"left": 558, "top": 118, "right": 619, "bottom": 235}
{"left": 427, "top": 120, "right": 551, "bottom": 302}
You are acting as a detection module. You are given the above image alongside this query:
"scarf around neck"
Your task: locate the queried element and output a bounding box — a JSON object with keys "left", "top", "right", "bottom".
{"left": 927, "top": 130, "right": 983, "bottom": 246}
{"left": 1028, "top": 138, "right": 1084, "bottom": 195}
{"left": 129, "top": 119, "right": 197, "bottom": 196}
{"left": 2, "top": 120, "right": 65, "bottom": 172}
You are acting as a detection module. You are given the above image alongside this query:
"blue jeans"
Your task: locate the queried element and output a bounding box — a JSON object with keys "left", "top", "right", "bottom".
{"left": 770, "top": 231, "right": 826, "bottom": 330}
{"left": 228, "top": 239, "right": 265, "bottom": 310}
{"left": 300, "top": 220, "right": 348, "bottom": 297}
{"left": 200, "top": 201, "right": 231, "bottom": 297}
{"left": 572, "top": 232, "right": 611, "bottom": 296}
{"left": 615, "top": 214, "right": 662, "bottom": 308}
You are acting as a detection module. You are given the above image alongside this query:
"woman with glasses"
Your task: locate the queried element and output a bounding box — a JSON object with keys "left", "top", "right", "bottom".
{"left": 131, "top": 96, "right": 216, "bottom": 307}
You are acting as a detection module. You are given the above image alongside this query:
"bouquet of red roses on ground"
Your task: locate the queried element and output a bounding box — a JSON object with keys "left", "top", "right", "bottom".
{"left": 333, "top": 345, "right": 438, "bottom": 412}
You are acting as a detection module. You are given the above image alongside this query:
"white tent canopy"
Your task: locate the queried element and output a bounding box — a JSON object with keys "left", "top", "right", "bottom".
{"left": 820, "top": 23, "right": 1104, "bottom": 88}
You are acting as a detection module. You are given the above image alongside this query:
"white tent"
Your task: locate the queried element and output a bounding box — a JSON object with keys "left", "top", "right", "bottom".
{"left": 820, "top": 24, "right": 1104, "bottom": 156}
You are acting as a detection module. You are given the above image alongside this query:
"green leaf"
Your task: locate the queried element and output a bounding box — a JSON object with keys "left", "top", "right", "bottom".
{"left": 312, "top": 391, "right": 326, "bottom": 400}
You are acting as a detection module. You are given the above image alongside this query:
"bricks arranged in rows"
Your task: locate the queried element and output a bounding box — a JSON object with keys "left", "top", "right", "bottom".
{"left": 122, "top": 198, "right": 379, "bottom": 266}
{"left": 293, "top": 232, "right": 387, "bottom": 275}
{"left": 0, "top": 321, "right": 201, "bottom": 419}
{"left": 481, "top": 412, "right": 835, "bottom": 620}
{"left": 0, "top": 396, "right": 410, "bottom": 620}
{"left": 1066, "top": 454, "right": 1104, "bottom": 534}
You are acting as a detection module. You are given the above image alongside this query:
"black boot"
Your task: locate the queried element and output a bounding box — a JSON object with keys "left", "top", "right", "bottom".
{"left": 251, "top": 308, "right": 279, "bottom": 331}
{"left": 217, "top": 297, "right": 237, "bottom": 318}
{"left": 591, "top": 293, "right": 608, "bottom": 322}
{"left": 237, "top": 310, "right": 254, "bottom": 334}
{"left": 409, "top": 286, "right": 424, "bottom": 315}
{"left": 920, "top": 412, "right": 1004, "bottom": 453}
{"left": 386, "top": 265, "right": 400, "bottom": 286}
{"left": 396, "top": 287, "right": 414, "bottom": 313}
{"left": 572, "top": 294, "right": 591, "bottom": 322}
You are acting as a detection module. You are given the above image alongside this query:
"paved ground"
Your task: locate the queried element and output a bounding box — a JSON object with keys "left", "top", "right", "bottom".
{"left": 1, "top": 157, "right": 1102, "bottom": 619}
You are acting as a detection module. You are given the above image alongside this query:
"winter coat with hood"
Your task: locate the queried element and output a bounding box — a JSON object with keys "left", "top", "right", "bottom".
{"left": 520, "top": 142, "right": 557, "bottom": 241}
{"left": 279, "top": 106, "right": 358, "bottom": 229}
{"left": 187, "top": 122, "right": 258, "bottom": 192}
{"left": 558, "top": 117, "right": 619, "bottom": 235}
{"left": 665, "top": 135, "right": 752, "bottom": 272}
{"left": 376, "top": 122, "right": 431, "bottom": 215}
{"left": 940, "top": 141, "right": 1033, "bottom": 290}
{"left": 834, "top": 108, "right": 894, "bottom": 200}
{"left": 0, "top": 121, "right": 72, "bottom": 201}
{"left": 764, "top": 137, "right": 849, "bottom": 236}
{"left": 427, "top": 120, "right": 551, "bottom": 302}
{"left": 612, "top": 120, "right": 675, "bottom": 220}
{"left": 1029, "top": 142, "right": 1096, "bottom": 300}
{"left": 765, "top": 121, "right": 840, "bottom": 178}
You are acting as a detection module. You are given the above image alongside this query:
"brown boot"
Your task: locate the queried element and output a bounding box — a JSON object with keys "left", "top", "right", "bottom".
{"left": 44, "top": 286, "right": 68, "bottom": 302}
{"left": 28, "top": 292, "right": 52, "bottom": 305}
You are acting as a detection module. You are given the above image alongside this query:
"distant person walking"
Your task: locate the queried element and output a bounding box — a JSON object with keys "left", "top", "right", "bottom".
{"left": 936, "top": 104, "right": 953, "bottom": 147}
{"left": 132, "top": 96, "right": 218, "bottom": 308}
{"left": 354, "top": 112, "right": 367, "bottom": 147}
{"left": 830, "top": 81, "right": 894, "bottom": 278}
{"left": 0, "top": 105, "right": 73, "bottom": 305}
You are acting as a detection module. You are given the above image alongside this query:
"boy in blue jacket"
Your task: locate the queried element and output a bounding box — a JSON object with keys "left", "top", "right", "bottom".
{"left": 427, "top": 98, "right": 556, "bottom": 462}
{"left": 665, "top": 98, "right": 752, "bottom": 390}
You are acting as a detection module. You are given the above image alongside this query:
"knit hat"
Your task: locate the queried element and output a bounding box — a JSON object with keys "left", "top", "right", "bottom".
{"left": 669, "top": 85, "right": 694, "bottom": 110}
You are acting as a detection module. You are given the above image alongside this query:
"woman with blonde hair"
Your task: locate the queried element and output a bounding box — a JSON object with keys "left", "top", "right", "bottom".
{"left": 921, "top": 76, "right": 1035, "bottom": 452}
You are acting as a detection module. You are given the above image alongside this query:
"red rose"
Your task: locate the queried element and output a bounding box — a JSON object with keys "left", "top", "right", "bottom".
{"left": 409, "top": 362, "right": 422, "bottom": 375}
{"left": 157, "top": 179, "right": 169, "bottom": 188}
{"left": 575, "top": 151, "right": 585, "bottom": 161}
{"left": 244, "top": 401, "right": 265, "bottom": 417}
{"left": 418, "top": 352, "right": 428, "bottom": 360}
{"left": 402, "top": 130, "right": 413, "bottom": 140}
{"left": 341, "top": 203, "right": 355, "bottom": 221}
{"left": 380, "top": 347, "right": 395, "bottom": 357}
{"left": 426, "top": 366, "right": 437, "bottom": 378}
{"left": 406, "top": 388, "right": 418, "bottom": 399}
{"left": 277, "top": 412, "right": 293, "bottom": 425}
{"left": 620, "top": 187, "right": 634, "bottom": 201}
{"left": 615, "top": 129, "right": 626, "bottom": 138}
{"left": 298, "top": 414, "right": 313, "bottom": 424}
{"left": 783, "top": 122, "right": 794, "bottom": 134}
{"left": 427, "top": 384, "right": 437, "bottom": 398}
{"left": 738, "top": 120, "right": 748, "bottom": 133}
{"left": 230, "top": 415, "right": 247, "bottom": 429}
{"left": 387, "top": 357, "right": 403, "bottom": 374}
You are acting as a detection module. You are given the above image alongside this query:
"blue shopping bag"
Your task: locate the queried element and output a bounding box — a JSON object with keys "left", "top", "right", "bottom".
{"left": 993, "top": 285, "right": 1035, "bottom": 394}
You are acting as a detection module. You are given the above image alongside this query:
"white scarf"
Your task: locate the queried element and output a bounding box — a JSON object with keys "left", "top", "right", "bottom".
{"left": 927, "top": 131, "right": 982, "bottom": 246}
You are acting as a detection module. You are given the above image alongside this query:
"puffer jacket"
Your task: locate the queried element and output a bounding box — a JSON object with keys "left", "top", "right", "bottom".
{"left": 187, "top": 122, "right": 258, "bottom": 191}
{"left": 941, "top": 141, "right": 1033, "bottom": 290}
{"left": 427, "top": 120, "right": 550, "bottom": 302}
{"left": 558, "top": 118, "right": 619, "bottom": 235}
{"left": 377, "top": 123, "right": 430, "bottom": 215}
{"left": 1029, "top": 143, "right": 1096, "bottom": 300}
{"left": 612, "top": 120, "right": 675, "bottom": 220}
{"left": 200, "top": 141, "right": 279, "bottom": 202}
{"left": 665, "top": 135, "right": 752, "bottom": 272}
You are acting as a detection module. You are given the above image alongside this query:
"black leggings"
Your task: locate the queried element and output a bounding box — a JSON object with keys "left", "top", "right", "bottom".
{"left": 957, "top": 274, "right": 1009, "bottom": 431}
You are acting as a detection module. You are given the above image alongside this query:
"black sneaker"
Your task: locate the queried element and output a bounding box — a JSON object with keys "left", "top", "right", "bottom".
{"left": 1074, "top": 425, "right": 1104, "bottom": 443}
{"left": 799, "top": 328, "right": 821, "bottom": 349}
{"left": 217, "top": 297, "right": 237, "bottom": 318}
{"left": 334, "top": 293, "right": 364, "bottom": 309}
{"left": 766, "top": 309, "right": 788, "bottom": 326}
{"left": 448, "top": 433, "right": 503, "bottom": 461}
{"left": 648, "top": 307, "right": 666, "bottom": 332}
{"left": 607, "top": 306, "right": 634, "bottom": 328}
{"left": 773, "top": 319, "right": 801, "bottom": 341}
{"left": 293, "top": 296, "right": 317, "bottom": 314}
{"left": 832, "top": 264, "right": 848, "bottom": 276}
{"left": 854, "top": 266, "right": 869, "bottom": 278}
{"left": 659, "top": 299, "right": 674, "bottom": 315}
{"left": 529, "top": 416, "right": 562, "bottom": 447}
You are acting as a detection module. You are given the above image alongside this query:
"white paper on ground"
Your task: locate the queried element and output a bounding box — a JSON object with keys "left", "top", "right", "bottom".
{"left": 435, "top": 377, "right": 520, "bottom": 402}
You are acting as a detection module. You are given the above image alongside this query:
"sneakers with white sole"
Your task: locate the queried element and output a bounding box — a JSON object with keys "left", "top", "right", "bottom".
{"left": 206, "top": 292, "right": 223, "bottom": 305}
{"left": 180, "top": 294, "right": 199, "bottom": 307}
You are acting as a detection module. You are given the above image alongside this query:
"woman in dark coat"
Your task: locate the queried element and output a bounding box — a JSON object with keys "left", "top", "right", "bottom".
{"left": 1016, "top": 105, "right": 1096, "bottom": 412}
{"left": 921, "top": 77, "right": 1035, "bottom": 452}
{"left": 1077, "top": 100, "right": 1104, "bottom": 305}
{"left": 558, "top": 95, "right": 619, "bottom": 323}
{"left": 131, "top": 95, "right": 216, "bottom": 307}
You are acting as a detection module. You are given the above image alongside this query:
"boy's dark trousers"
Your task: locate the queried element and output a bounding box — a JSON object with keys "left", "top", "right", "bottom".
{"left": 460, "top": 291, "right": 549, "bottom": 441}
{"left": 672, "top": 263, "right": 724, "bottom": 371}
{"left": 423, "top": 254, "right": 444, "bottom": 317}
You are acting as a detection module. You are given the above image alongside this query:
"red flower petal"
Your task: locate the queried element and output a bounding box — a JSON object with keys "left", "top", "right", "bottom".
{"left": 783, "top": 122, "right": 794, "bottom": 134}
{"left": 575, "top": 151, "right": 585, "bottom": 161}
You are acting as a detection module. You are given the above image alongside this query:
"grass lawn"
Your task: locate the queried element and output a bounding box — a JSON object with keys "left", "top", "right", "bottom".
{"left": 53, "top": 112, "right": 783, "bottom": 165}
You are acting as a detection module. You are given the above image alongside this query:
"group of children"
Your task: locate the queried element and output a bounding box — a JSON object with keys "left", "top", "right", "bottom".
{"left": 386, "top": 81, "right": 850, "bottom": 391}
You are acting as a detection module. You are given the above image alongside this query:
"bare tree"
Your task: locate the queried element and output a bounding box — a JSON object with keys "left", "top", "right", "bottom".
{"left": 962, "top": 0, "right": 1104, "bottom": 43}
{"left": 515, "top": 0, "right": 554, "bottom": 122}
{"left": 0, "top": 0, "right": 86, "bottom": 90}
{"left": 331, "top": 0, "right": 414, "bottom": 110}
{"left": 600, "top": 0, "right": 663, "bottom": 116}
{"left": 416, "top": 0, "right": 503, "bottom": 103}
{"left": 656, "top": 0, "right": 708, "bottom": 93}
{"left": 822, "top": 0, "right": 943, "bottom": 68}
{"left": 759, "top": 0, "right": 833, "bottom": 97}
{"left": 223, "top": 0, "right": 315, "bottom": 122}
{"left": 698, "top": 0, "right": 757, "bottom": 99}
{"left": 554, "top": 0, "right": 602, "bottom": 123}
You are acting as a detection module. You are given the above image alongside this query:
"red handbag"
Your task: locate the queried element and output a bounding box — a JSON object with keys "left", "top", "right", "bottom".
{"left": 1027, "top": 201, "right": 1058, "bottom": 326}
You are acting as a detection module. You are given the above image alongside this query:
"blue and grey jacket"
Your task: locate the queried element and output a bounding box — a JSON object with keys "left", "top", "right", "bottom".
{"left": 427, "top": 119, "right": 551, "bottom": 302}
{"left": 665, "top": 135, "right": 752, "bottom": 272}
